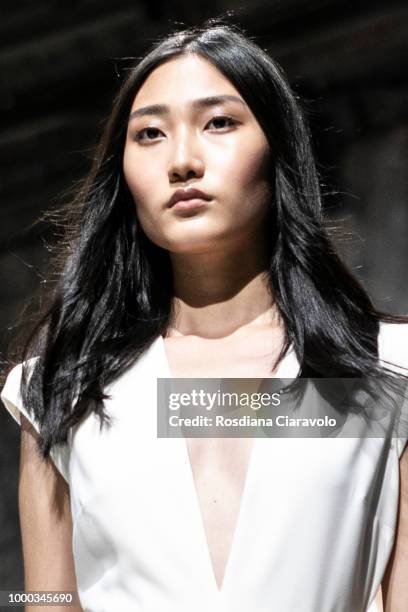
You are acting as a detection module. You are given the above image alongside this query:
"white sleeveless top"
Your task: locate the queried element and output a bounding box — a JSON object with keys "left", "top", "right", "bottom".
{"left": 2, "top": 320, "right": 408, "bottom": 612}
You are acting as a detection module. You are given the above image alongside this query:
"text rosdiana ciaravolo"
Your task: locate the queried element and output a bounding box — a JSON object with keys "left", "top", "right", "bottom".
{"left": 167, "top": 415, "right": 337, "bottom": 428}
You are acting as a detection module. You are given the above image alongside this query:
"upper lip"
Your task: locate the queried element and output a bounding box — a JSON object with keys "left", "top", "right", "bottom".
{"left": 167, "top": 187, "right": 212, "bottom": 208}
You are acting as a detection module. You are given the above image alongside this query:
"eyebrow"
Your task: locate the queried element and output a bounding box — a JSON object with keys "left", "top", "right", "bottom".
{"left": 128, "top": 95, "right": 247, "bottom": 122}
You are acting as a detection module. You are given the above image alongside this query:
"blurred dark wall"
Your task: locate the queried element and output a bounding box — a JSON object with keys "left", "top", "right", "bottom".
{"left": 1, "top": 0, "right": 407, "bottom": 592}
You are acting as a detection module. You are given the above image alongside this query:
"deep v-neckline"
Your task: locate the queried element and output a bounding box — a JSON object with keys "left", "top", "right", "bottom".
{"left": 155, "top": 334, "right": 297, "bottom": 594}
{"left": 182, "top": 431, "right": 257, "bottom": 593}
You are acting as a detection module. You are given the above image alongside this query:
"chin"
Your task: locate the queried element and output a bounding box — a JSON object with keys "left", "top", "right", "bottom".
{"left": 167, "top": 241, "right": 216, "bottom": 255}
{"left": 162, "top": 234, "right": 221, "bottom": 254}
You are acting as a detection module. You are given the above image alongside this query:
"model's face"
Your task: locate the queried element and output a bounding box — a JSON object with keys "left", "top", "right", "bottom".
{"left": 123, "top": 55, "right": 272, "bottom": 253}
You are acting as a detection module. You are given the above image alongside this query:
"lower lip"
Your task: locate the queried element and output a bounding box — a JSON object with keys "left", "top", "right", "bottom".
{"left": 170, "top": 198, "right": 210, "bottom": 212}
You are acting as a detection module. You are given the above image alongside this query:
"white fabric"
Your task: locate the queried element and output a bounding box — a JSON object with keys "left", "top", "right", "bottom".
{"left": 2, "top": 320, "right": 408, "bottom": 612}
{"left": 1, "top": 357, "right": 71, "bottom": 482}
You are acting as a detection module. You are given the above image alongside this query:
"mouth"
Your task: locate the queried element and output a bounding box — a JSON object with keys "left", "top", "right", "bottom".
{"left": 170, "top": 198, "right": 211, "bottom": 214}
{"left": 167, "top": 187, "right": 212, "bottom": 208}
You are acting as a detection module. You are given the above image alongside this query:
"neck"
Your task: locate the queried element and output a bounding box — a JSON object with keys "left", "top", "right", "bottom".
{"left": 167, "top": 238, "right": 280, "bottom": 339}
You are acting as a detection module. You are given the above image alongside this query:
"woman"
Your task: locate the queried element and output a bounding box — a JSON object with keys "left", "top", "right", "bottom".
{"left": 1, "top": 19, "right": 408, "bottom": 612}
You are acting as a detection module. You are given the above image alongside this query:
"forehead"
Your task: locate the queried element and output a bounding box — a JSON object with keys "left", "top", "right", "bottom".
{"left": 131, "top": 55, "right": 240, "bottom": 109}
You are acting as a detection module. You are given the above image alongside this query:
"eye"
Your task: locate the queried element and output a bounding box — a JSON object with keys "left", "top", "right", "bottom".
{"left": 205, "top": 116, "right": 238, "bottom": 131}
{"left": 134, "top": 127, "right": 164, "bottom": 143}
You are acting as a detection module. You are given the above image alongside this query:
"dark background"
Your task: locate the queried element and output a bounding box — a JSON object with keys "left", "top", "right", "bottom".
{"left": 1, "top": 0, "right": 407, "bottom": 593}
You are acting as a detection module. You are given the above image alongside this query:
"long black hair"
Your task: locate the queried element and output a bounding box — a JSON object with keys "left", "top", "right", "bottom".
{"left": 6, "top": 18, "right": 408, "bottom": 458}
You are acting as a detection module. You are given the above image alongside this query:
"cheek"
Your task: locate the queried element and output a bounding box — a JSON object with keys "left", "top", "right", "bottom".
{"left": 123, "top": 151, "right": 159, "bottom": 217}
{"left": 214, "top": 132, "right": 271, "bottom": 191}
{"left": 225, "top": 143, "right": 273, "bottom": 217}
{"left": 123, "top": 152, "right": 165, "bottom": 245}
{"left": 236, "top": 145, "right": 271, "bottom": 188}
{"left": 123, "top": 153, "right": 144, "bottom": 201}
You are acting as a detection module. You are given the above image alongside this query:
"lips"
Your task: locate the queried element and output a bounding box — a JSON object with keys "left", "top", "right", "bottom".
{"left": 167, "top": 187, "right": 212, "bottom": 208}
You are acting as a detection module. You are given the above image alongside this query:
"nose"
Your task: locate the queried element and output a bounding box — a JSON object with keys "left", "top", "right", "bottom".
{"left": 168, "top": 129, "right": 205, "bottom": 183}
